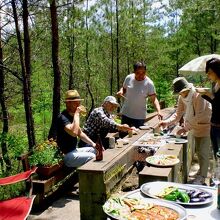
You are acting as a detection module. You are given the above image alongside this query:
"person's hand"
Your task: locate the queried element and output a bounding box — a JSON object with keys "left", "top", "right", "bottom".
{"left": 116, "top": 90, "right": 123, "bottom": 97}
{"left": 177, "top": 128, "right": 186, "bottom": 135}
{"left": 158, "top": 120, "right": 167, "bottom": 129}
{"left": 157, "top": 112, "right": 163, "bottom": 120}
{"left": 94, "top": 143, "right": 105, "bottom": 151}
{"left": 116, "top": 91, "right": 127, "bottom": 99}
{"left": 117, "top": 124, "right": 132, "bottom": 132}
{"left": 76, "top": 106, "right": 82, "bottom": 114}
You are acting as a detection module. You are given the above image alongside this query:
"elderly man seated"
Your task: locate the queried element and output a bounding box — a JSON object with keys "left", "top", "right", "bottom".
{"left": 79, "top": 96, "right": 132, "bottom": 149}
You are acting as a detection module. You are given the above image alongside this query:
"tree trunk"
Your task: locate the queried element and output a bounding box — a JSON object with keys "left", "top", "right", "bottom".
{"left": 0, "top": 13, "right": 11, "bottom": 171}
{"left": 115, "top": 0, "right": 120, "bottom": 109}
{"left": 85, "top": 0, "right": 94, "bottom": 116}
{"left": 11, "top": 0, "right": 35, "bottom": 150}
{"left": 110, "top": 1, "right": 114, "bottom": 95}
{"left": 67, "top": 1, "right": 75, "bottom": 90}
{"left": 22, "top": 0, "right": 36, "bottom": 149}
{"left": 48, "top": 0, "right": 61, "bottom": 140}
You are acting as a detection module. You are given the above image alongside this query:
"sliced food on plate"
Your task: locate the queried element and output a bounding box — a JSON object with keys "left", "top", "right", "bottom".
{"left": 103, "top": 196, "right": 184, "bottom": 220}
{"left": 146, "top": 154, "right": 180, "bottom": 167}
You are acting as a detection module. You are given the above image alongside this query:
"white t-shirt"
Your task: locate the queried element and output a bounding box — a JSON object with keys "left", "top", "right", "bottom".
{"left": 120, "top": 73, "right": 156, "bottom": 119}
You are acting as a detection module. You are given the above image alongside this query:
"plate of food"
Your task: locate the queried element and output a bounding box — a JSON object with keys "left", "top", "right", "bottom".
{"left": 132, "top": 134, "right": 166, "bottom": 147}
{"left": 140, "top": 181, "right": 213, "bottom": 206}
{"left": 146, "top": 154, "right": 180, "bottom": 167}
{"left": 103, "top": 196, "right": 187, "bottom": 220}
{"left": 166, "top": 137, "right": 188, "bottom": 144}
{"left": 195, "top": 87, "right": 210, "bottom": 93}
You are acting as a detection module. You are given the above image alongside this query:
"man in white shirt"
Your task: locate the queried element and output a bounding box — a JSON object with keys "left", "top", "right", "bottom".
{"left": 117, "top": 61, "right": 162, "bottom": 128}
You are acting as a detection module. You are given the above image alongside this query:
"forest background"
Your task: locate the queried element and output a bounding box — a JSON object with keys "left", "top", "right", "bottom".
{"left": 0, "top": 0, "right": 219, "bottom": 174}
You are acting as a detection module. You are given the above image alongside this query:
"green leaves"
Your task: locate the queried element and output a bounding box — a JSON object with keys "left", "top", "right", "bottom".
{"left": 29, "top": 139, "right": 63, "bottom": 167}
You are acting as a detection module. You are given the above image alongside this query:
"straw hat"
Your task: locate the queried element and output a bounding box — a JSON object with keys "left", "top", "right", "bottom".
{"left": 65, "top": 90, "right": 84, "bottom": 102}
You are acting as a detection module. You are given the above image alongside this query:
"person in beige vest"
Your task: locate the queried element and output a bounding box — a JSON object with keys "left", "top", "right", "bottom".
{"left": 159, "top": 77, "right": 212, "bottom": 185}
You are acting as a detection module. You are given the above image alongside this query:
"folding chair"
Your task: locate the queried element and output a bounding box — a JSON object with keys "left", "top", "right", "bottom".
{"left": 0, "top": 167, "right": 37, "bottom": 220}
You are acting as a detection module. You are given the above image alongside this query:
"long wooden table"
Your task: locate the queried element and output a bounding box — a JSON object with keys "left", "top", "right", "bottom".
{"left": 78, "top": 107, "right": 192, "bottom": 220}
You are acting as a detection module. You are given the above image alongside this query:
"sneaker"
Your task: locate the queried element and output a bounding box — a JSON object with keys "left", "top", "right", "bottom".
{"left": 192, "top": 176, "right": 205, "bottom": 185}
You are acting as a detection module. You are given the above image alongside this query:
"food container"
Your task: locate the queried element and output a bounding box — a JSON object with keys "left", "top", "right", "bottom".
{"left": 109, "top": 137, "right": 115, "bottom": 149}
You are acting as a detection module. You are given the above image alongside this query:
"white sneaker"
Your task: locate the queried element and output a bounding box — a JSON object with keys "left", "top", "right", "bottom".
{"left": 192, "top": 176, "right": 205, "bottom": 185}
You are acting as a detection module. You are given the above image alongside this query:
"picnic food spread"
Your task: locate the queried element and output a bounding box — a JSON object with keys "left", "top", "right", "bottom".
{"left": 103, "top": 197, "right": 180, "bottom": 220}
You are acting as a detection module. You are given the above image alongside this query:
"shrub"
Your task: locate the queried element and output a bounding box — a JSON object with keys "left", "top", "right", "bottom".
{"left": 29, "top": 139, "right": 63, "bottom": 167}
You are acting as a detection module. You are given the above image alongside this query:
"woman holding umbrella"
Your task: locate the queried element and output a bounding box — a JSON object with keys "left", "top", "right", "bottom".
{"left": 201, "top": 58, "right": 220, "bottom": 159}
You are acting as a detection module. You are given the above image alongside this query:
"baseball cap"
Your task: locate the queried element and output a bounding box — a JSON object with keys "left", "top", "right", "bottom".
{"left": 103, "top": 96, "right": 119, "bottom": 106}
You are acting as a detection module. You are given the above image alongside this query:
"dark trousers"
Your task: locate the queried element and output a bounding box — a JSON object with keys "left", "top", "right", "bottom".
{"left": 211, "top": 125, "right": 220, "bottom": 159}
{"left": 121, "top": 115, "right": 145, "bottom": 128}
{"left": 119, "top": 115, "right": 145, "bottom": 138}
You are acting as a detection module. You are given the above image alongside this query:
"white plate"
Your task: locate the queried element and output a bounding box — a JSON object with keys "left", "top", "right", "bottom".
{"left": 139, "top": 125, "right": 151, "bottom": 130}
{"left": 166, "top": 138, "right": 188, "bottom": 144}
{"left": 146, "top": 155, "right": 180, "bottom": 167}
{"left": 103, "top": 195, "right": 187, "bottom": 220}
{"left": 195, "top": 87, "right": 210, "bottom": 93}
{"left": 132, "top": 133, "right": 166, "bottom": 147}
{"left": 140, "top": 181, "right": 213, "bottom": 206}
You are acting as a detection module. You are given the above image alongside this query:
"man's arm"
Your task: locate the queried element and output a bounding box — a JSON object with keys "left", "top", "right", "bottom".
{"left": 149, "top": 94, "right": 163, "bottom": 119}
{"left": 64, "top": 109, "right": 81, "bottom": 137}
{"left": 117, "top": 87, "right": 126, "bottom": 97}
{"left": 78, "top": 129, "right": 96, "bottom": 148}
{"left": 64, "top": 110, "right": 96, "bottom": 148}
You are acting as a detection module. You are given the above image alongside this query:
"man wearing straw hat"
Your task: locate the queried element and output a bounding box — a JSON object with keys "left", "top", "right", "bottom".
{"left": 56, "top": 90, "right": 96, "bottom": 167}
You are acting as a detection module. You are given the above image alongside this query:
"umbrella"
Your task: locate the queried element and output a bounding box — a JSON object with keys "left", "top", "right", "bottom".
{"left": 179, "top": 54, "right": 220, "bottom": 74}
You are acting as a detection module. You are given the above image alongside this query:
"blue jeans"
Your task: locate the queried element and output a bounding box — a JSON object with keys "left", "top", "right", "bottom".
{"left": 210, "top": 126, "right": 220, "bottom": 159}
{"left": 64, "top": 147, "right": 96, "bottom": 167}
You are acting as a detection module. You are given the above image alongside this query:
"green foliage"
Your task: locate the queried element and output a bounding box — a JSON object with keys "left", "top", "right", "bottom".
{"left": 0, "top": 133, "right": 28, "bottom": 158}
{"left": 0, "top": 180, "right": 26, "bottom": 201}
{"left": 28, "top": 139, "right": 63, "bottom": 167}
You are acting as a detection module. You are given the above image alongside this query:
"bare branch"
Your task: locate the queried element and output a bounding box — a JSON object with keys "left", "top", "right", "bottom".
{"left": 0, "top": 63, "right": 23, "bottom": 82}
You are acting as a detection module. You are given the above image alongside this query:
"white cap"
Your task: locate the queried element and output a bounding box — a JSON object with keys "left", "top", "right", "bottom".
{"left": 103, "top": 96, "right": 119, "bottom": 106}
